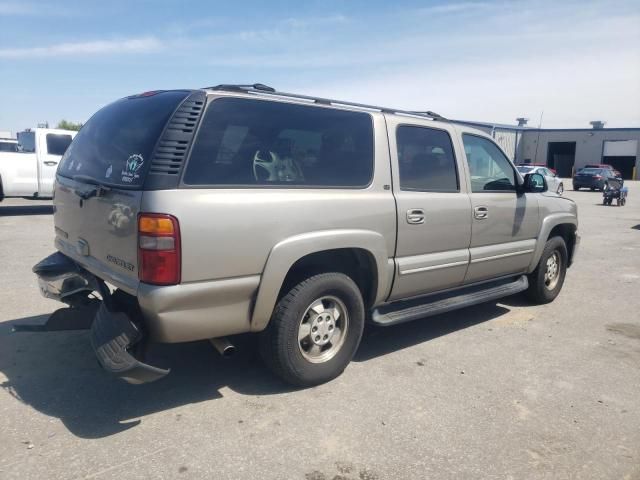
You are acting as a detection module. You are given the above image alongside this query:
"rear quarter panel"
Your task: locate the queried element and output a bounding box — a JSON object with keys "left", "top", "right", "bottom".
{"left": 139, "top": 112, "right": 396, "bottom": 337}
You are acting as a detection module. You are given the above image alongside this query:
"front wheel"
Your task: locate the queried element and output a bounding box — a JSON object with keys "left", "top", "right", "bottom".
{"left": 557, "top": 183, "right": 564, "bottom": 195}
{"left": 526, "top": 237, "right": 568, "bottom": 304}
{"left": 259, "top": 273, "right": 365, "bottom": 387}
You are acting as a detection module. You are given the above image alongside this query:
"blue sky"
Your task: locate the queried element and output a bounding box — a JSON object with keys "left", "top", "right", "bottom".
{"left": 1, "top": 0, "right": 639, "bottom": 133}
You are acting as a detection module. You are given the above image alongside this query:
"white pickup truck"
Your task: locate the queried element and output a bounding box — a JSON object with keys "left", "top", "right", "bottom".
{"left": 0, "top": 128, "right": 76, "bottom": 201}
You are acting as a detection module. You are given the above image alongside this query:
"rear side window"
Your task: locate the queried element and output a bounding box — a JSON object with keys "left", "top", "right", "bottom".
{"left": 183, "top": 98, "right": 374, "bottom": 187}
{"left": 46, "top": 134, "right": 72, "bottom": 156}
{"left": 58, "top": 90, "right": 190, "bottom": 186}
{"left": 396, "top": 125, "right": 458, "bottom": 192}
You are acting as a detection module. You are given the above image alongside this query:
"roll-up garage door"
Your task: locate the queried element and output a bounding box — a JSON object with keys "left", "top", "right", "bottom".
{"left": 602, "top": 140, "right": 638, "bottom": 179}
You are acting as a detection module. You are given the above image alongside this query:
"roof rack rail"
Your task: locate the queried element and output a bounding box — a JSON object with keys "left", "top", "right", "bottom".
{"left": 205, "top": 84, "right": 448, "bottom": 121}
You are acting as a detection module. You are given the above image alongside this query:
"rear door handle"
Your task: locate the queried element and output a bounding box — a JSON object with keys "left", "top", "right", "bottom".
{"left": 406, "top": 208, "right": 425, "bottom": 224}
{"left": 474, "top": 206, "right": 489, "bottom": 220}
{"left": 44, "top": 161, "right": 58, "bottom": 166}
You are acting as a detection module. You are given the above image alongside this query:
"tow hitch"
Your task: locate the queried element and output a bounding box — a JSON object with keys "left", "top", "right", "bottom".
{"left": 16, "top": 252, "right": 170, "bottom": 384}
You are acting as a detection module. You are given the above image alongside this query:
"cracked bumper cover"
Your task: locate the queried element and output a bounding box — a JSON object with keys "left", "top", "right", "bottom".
{"left": 90, "top": 302, "right": 168, "bottom": 384}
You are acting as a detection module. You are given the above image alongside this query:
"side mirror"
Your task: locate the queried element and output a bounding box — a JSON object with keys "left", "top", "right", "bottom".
{"left": 524, "top": 172, "right": 547, "bottom": 193}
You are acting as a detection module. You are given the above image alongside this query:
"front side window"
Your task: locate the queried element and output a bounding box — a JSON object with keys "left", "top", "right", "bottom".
{"left": 396, "top": 125, "right": 458, "bottom": 192}
{"left": 183, "top": 98, "right": 374, "bottom": 187}
{"left": 462, "top": 134, "right": 516, "bottom": 192}
{"left": 46, "top": 134, "right": 72, "bottom": 156}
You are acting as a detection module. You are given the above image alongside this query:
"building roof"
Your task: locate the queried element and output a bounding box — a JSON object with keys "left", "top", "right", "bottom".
{"left": 453, "top": 119, "right": 640, "bottom": 133}
{"left": 452, "top": 120, "right": 530, "bottom": 131}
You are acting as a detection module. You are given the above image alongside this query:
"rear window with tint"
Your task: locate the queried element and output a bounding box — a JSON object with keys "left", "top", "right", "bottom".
{"left": 18, "top": 131, "right": 35, "bottom": 152}
{"left": 579, "top": 168, "right": 601, "bottom": 175}
{"left": 58, "top": 90, "right": 190, "bottom": 186}
{"left": 183, "top": 98, "right": 374, "bottom": 187}
{"left": 0, "top": 141, "right": 17, "bottom": 152}
{"left": 46, "top": 134, "right": 72, "bottom": 156}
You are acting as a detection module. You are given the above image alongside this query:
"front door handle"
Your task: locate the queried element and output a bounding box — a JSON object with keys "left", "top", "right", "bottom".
{"left": 44, "top": 161, "right": 58, "bottom": 166}
{"left": 474, "top": 206, "right": 489, "bottom": 220}
{"left": 406, "top": 208, "right": 425, "bottom": 224}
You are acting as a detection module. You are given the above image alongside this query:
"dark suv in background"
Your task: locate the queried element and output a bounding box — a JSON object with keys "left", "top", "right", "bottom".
{"left": 573, "top": 168, "right": 621, "bottom": 191}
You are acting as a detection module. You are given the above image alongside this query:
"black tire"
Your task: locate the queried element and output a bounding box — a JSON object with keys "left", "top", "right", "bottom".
{"left": 590, "top": 187, "right": 596, "bottom": 191}
{"left": 526, "top": 236, "right": 568, "bottom": 304}
{"left": 557, "top": 183, "right": 564, "bottom": 195}
{"left": 573, "top": 185, "right": 579, "bottom": 191}
{"left": 603, "top": 197, "right": 608, "bottom": 205}
{"left": 259, "top": 272, "right": 365, "bottom": 387}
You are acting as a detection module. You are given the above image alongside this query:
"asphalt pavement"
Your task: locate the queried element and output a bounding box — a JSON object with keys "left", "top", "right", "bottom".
{"left": 1, "top": 184, "right": 639, "bottom": 480}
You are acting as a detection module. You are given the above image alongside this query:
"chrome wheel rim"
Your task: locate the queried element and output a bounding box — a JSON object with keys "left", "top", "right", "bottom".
{"left": 297, "top": 296, "right": 348, "bottom": 363}
{"left": 544, "top": 252, "right": 561, "bottom": 290}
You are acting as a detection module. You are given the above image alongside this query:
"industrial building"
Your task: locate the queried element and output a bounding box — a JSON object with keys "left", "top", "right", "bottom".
{"left": 454, "top": 120, "right": 640, "bottom": 179}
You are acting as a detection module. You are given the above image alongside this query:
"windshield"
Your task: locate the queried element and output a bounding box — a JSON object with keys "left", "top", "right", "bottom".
{"left": 57, "top": 90, "right": 190, "bottom": 187}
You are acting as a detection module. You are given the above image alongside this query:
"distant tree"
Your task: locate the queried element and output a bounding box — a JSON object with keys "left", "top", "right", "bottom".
{"left": 56, "top": 119, "right": 83, "bottom": 131}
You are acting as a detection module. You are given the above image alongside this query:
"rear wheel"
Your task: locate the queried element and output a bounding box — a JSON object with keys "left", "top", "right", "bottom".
{"left": 526, "top": 237, "right": 568, "bottom": 304}
{"left": 573, "top": 185, "right": 580, "bottom": 191}
{"left": 259, "top": 273, "right": 365, "bottom": 387}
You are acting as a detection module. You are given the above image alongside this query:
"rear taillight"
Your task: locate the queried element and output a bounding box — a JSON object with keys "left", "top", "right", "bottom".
{"left": 138, "top": 213, "right": 181, "bottom": 285}
{"left": 594, "top": 175, "right": 602, "bottom": 179}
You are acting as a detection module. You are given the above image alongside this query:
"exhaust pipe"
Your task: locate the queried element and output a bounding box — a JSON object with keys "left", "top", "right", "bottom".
{"left": 209, "top": 337, "right": 236, "bottom": 358}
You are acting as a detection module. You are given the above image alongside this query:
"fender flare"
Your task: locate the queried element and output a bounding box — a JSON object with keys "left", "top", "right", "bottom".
{"left": 250, "top": 229, "right": 392, "bottom": 332}
{"left": 528, "top": 213, "right": 577, "bottom": 271}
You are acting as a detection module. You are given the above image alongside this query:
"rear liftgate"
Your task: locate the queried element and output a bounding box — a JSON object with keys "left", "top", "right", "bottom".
{"left": 15, "top": 252, "right": 169, "bottom": 384}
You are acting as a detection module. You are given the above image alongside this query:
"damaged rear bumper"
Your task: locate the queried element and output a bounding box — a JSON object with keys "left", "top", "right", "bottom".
{"left": 20, "top": 252, "right": 169, "bottom": 384}
{"left": 90, "top": 303, "right": 169, "bottom": 384}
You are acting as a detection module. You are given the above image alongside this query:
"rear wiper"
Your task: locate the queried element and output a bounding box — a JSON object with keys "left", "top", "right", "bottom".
{"left": 72, "top": 175, "right": 111, "bottom": 200}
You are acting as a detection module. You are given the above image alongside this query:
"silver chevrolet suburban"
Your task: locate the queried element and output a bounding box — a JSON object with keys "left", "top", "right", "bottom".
{"left": 28, "top": 84, "right": 579, "bottom": 387}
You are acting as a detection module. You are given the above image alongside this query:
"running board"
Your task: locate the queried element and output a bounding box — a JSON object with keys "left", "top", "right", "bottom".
{"left": 372, "top": 275, "right": 528, "bottom": 326}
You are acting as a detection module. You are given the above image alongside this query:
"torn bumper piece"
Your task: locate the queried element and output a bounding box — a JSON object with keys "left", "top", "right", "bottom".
{"left": 91, "top": 303, "right": 169, "bottom": 384}
{"left": 22, "top": 251, "right": 170, "bottom": 384}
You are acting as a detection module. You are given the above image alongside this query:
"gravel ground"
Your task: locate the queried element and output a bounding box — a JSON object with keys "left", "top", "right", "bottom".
{"left": 1, "top": 184, "right": 639, "bottom": 480}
